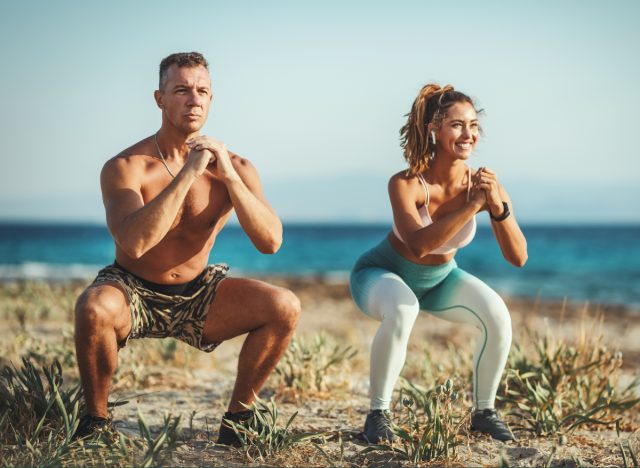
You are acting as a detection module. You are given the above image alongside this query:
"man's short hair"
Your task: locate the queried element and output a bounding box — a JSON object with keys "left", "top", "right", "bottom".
{"left": 159, "top": 52, "right": 209, "bottom": 90}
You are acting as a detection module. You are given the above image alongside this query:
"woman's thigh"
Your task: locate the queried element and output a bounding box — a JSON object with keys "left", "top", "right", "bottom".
{"left": 419, "top": 268, "right": 510, "bottom": 331}
{"left": 350, "top": 267, "right": 419, "bottom": 321}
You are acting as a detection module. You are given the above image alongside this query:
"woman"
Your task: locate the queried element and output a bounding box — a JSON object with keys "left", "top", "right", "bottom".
{"left": 349, "top": 84, "right": 527, "bottom": 443}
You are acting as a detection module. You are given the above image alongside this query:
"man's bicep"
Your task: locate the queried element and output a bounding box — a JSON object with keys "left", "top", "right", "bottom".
{"left": 234, "top": 157, "right": 277, "bottom": 212}
{"left": 100, "top": 161, "right": 145, "bottom": 233}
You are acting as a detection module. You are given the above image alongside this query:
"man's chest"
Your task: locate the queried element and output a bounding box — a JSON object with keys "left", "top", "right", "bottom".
{"left": 142, "top": 176, "right": 231, "bottom": 230}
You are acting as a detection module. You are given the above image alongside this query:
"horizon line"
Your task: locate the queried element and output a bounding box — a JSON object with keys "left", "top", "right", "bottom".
{"left": 1, "top": 218, "right": 639, "bottom": 228}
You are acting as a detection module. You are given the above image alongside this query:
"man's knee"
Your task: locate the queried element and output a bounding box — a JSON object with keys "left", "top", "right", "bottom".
{"left": 75, "top": 285, "right": 127, "bottom": 331}
{"left": 270, "top": 288, "right": 301, "bottom": 331}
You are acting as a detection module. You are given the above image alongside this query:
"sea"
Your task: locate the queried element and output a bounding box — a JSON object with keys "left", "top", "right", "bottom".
{"left": 0, "top": 222, "right": 639, "bottom": 309}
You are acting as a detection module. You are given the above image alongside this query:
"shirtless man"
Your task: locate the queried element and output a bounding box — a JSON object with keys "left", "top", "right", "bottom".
{"left": 74, "top": 52, "right": 300, "bottom": 445}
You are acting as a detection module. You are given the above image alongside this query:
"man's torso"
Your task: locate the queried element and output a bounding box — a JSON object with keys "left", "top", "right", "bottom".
{"left": 109, "top": 138, "right": 233, "bottom": 283}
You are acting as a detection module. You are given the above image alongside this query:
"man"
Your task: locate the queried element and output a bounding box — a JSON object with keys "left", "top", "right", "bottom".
{"left": 74, "top": 52, "right": 300, "bottom": 445}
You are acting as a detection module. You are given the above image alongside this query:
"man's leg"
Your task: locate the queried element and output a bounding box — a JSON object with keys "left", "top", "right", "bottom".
{"left": 201, "top": 278, "right": 301, "bottom": 412}
{"left": 74, "top": 284, "right": 132, "bottom": 418}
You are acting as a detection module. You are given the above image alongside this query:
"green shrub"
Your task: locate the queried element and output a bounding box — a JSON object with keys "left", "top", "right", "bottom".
{"left": 501, "top": 332, "right": 640, "bottom": 435}
{"left": 136, "top": 411, "right": 182, "bottom": 467}
{"left": 364, "top": 378, "right": 469, "bottom": 463}
{"left": 275, "top": 332, "right": 357, "bottom": 392}
{"left": 223, "top": 394, "right": 320, "bottom": 462}
{"left": 0, "top": 357, "right": 83, "bottom": 444}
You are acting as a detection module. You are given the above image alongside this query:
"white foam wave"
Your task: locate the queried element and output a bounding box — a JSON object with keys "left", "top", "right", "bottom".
{"left": 0, "top": 262, "right": 102, "bottom": 281}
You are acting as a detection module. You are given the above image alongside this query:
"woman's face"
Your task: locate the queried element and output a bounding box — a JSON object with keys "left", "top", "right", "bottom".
{"left": 434, "top": 101, "right": 479, "bottom": 160}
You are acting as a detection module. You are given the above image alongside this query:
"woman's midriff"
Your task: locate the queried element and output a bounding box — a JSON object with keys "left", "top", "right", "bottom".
{"left": 386, "top": 232, "right": 456, "bottom": 266}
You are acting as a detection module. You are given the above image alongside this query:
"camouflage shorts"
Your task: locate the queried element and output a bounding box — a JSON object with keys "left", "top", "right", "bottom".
{"left": 90, "top": 263, "right": 230, "bottom": 352}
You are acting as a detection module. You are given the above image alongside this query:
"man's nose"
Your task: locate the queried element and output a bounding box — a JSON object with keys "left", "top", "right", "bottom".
{"left": 187, "top": 90, "right": 203, "bottom": 106}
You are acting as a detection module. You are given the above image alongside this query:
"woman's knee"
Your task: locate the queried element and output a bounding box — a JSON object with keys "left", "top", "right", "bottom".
{"left": 384, "top": 304, "right": 420, "bottom": 339}
{"left": 482, "top": 299, "right": 512, "bottom": 347}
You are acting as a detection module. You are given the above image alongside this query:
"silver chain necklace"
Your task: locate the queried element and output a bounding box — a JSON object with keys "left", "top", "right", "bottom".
{"left": 153, "top": 132, "right": 176, "bottom": 178}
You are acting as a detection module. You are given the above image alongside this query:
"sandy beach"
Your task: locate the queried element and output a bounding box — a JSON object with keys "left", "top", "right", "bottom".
{"left": 1, "top": 276, "right": 639, "bottom": 467}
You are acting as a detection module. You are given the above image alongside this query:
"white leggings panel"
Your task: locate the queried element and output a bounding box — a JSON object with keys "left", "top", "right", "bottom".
{"left": 364, "top": 268, "right": 512, "bottom": 411}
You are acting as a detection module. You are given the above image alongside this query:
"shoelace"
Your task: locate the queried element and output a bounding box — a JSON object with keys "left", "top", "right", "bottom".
{"left": 371, "top": 411, "right": 392, "bottom": 431}
{"left": 480, "top": 410, "right": 509, "bottom": 430}
{"left": 485, "top": 409, "right": 500, "bottom": 420}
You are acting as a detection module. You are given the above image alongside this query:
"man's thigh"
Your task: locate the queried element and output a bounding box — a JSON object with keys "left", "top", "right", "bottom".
{"left": 201, "top": 277, "right": 297, "bottom": 344}
{"left": 76, "top": 282, "right": 132, "bottom": 343}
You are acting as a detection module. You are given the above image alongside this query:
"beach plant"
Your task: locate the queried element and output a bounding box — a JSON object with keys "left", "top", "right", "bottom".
{"left": 136, "top": 410, "right": 182, "bottom": 467}
{"left": 0, "top": 357, "right": 85, "bottom": 466}
{"left": 500, "top": 329, "right": 640, "bottom": 435}
{"left": 619, "top": 439, "right": 639, "bottom": 468}
{"left": 159, "top": 338, "right": 179, "bottom": 362}
{"left": 364, "top": 378, "right": 469, "bottom": 463}
{"left": 617, "top": 421, "right": 639, "bottom": 468}
{"left": 0, "top": 357, "right": 83, "bottom": 444}
{"left": 223, "top": 394, "right": 320, "bottom": 462}
{"left": 312, "top": 431, "right": 348, "bottom": 468}
{"left": 275, "top": 331, "right": 357, "bottom": 392}
{"left": 0, "top": 355, "right": 185, "bottom": 467}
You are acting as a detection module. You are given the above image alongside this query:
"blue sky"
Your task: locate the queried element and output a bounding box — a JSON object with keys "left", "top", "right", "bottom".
{"left": 0, "top": 1, "right": 638, "bottom": 224}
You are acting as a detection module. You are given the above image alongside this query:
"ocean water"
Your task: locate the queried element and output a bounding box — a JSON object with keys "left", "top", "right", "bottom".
{"left": 0, "top": 222, "right": 639, "bottom": 308}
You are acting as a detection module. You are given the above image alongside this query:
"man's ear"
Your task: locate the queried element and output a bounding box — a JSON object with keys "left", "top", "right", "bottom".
{"left": 154, "top": 89, "right": 163, "bottom": 109}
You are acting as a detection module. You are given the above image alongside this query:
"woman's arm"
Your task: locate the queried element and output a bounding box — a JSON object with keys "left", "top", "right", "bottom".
{"left": 475, "top": 167, "right": 528, "bottom": 267}
{"left": 389, "top": 174, "right": 485, "bottom": 258}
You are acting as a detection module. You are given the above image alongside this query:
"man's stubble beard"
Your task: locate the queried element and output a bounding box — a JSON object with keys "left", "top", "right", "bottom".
{"left": 167, "top": 117, "right": 207, "bottom": 137}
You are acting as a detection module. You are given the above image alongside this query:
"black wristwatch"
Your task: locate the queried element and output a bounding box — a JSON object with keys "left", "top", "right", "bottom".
{"left": 490, "top": 202, "right": 511, "bottom": 222}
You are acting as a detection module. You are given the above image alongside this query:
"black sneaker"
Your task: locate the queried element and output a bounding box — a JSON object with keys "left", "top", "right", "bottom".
{"left": 217, "top": 410, "right": 261, "bottom": 446}
{"left": 470, "top": 408, "right": 516, "bottom": 442}
{"left": 363, "top": 409, "right": 395, "bottom": 444}
{"left": 73, "top": 414, "right": 112, "bottom": 439}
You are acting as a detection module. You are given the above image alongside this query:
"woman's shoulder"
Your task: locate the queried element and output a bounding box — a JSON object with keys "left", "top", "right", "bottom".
{"left": 388, "top": 170, "right": 424, "bottom": 199}
{"left": 389, "top": 169, "right": 419, "bottom": 186}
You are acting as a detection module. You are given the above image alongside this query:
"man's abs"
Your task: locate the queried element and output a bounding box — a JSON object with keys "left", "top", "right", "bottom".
{"left": 114, "top": 229, "right": 221, "bottom": 284}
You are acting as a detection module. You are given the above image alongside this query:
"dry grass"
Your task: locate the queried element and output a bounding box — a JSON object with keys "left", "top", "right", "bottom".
{"left": 1, "top": 279, "right": 639, "bottom": 467}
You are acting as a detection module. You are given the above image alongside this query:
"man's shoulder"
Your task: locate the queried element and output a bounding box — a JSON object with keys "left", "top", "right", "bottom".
{"left": 103, "top": 138, "right": 153, "bottom": 171}
{"left": 102, "top": 137, "right": 153, "bottom": 179}
{"left": 228, "top": 151, "right": 256, "bottom": 175}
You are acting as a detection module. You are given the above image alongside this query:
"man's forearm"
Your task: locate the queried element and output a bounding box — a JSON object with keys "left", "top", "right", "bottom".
{"left": 225, "top": 178, "right": 282, "bottom": 254}
{"left": 115, "top": 170, "right": 196, "bottom": 258}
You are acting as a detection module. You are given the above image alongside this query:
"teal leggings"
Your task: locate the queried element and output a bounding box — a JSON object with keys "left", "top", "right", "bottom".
{"left": 350, "top": 237, "right": 512, "bottom": 410}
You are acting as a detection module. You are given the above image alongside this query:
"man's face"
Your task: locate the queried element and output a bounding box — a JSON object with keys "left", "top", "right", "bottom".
{"left": 156, "top": 64, "right": 212, "bottom": 134}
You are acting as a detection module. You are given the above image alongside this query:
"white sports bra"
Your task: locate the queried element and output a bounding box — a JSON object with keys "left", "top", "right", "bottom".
{"left": 392, "top": 169, "right": 477, "bottom": 255}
